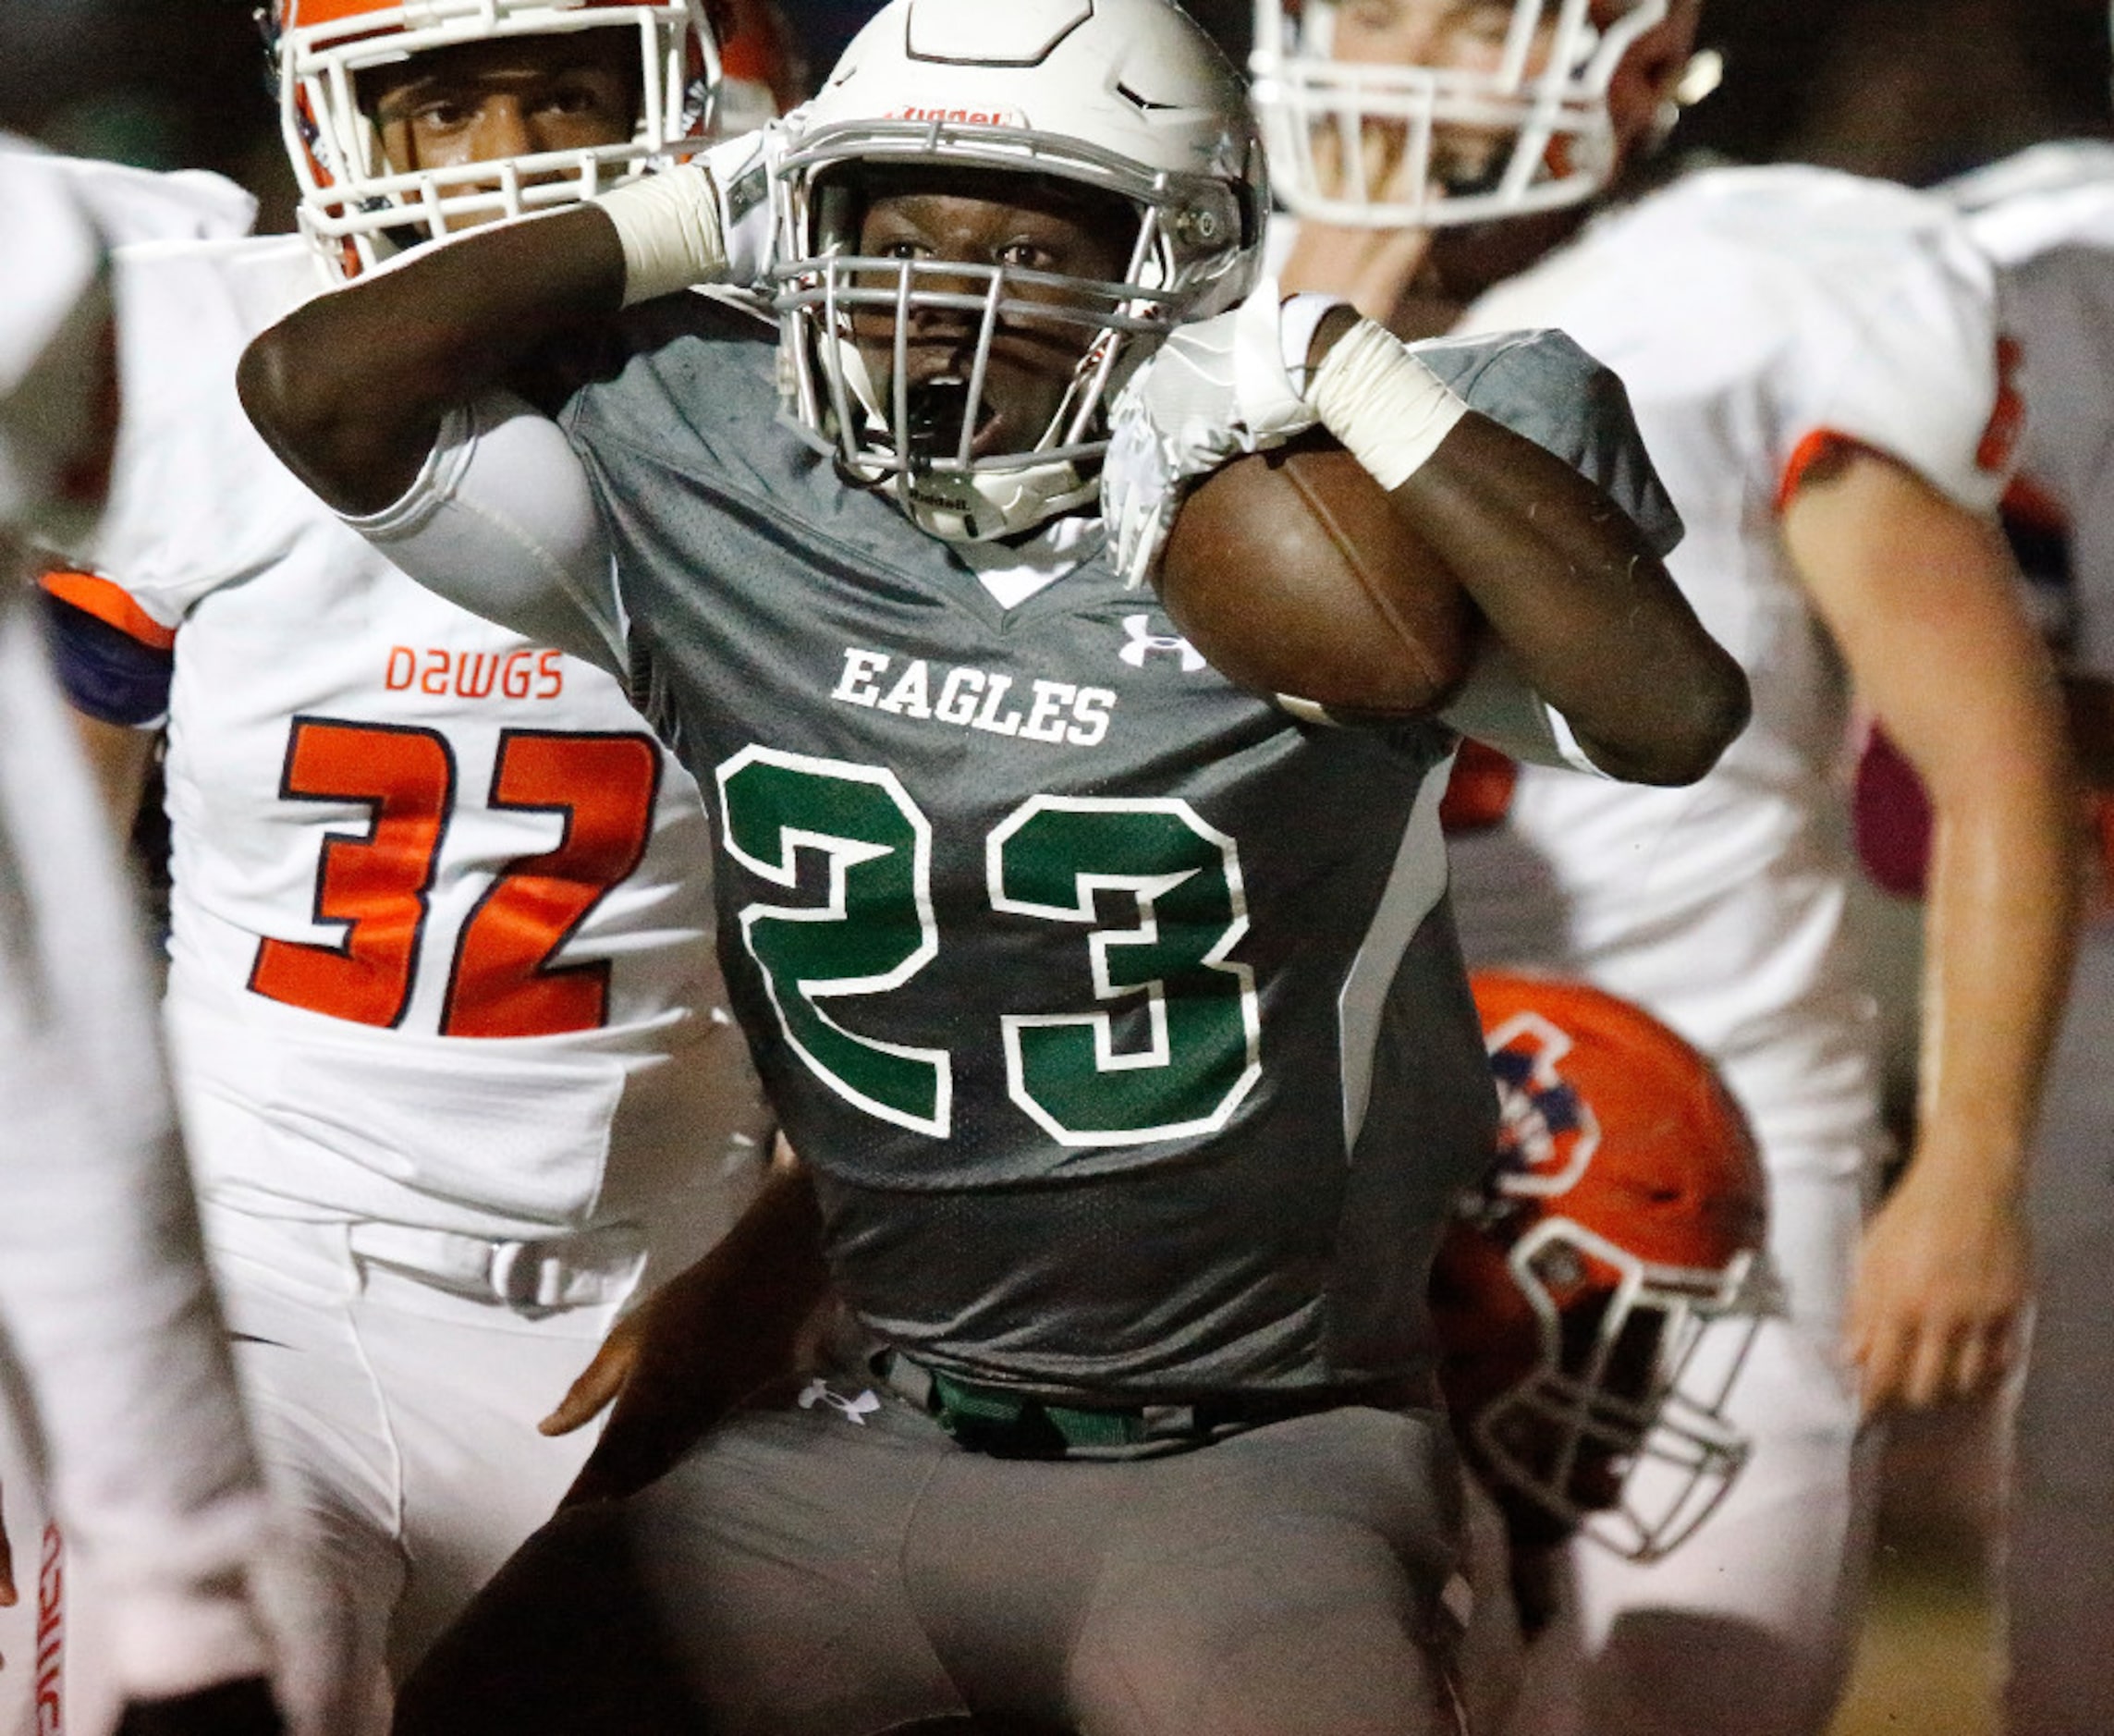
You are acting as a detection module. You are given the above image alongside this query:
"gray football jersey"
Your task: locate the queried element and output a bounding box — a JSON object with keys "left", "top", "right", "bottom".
{"left": 560, "top": 300, "right": 1679, "bottom": 1402}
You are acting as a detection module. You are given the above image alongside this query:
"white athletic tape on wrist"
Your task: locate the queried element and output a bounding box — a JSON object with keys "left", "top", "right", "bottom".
{"left": 596, "top": 166, "right": 728, "bottom": 307}
{"left": 1307, "top": 317, "right": 1470, "bottom": 492}
{"left": 1276, "top": 291, "right": 1350, "bottom": 387}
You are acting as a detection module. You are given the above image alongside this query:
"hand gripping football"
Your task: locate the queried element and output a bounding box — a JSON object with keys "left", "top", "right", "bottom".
{"left": 1155, "top": 429, "right": 1480, "bottom": 716}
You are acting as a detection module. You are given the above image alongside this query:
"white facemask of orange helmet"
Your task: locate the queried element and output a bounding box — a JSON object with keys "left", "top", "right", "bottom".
{"left": 1250, "top": 0, "right": 1668, "bottom": 227}
{"left": 1432, "top": 971, "right": 1780, "bottom": 1563}
{"left": 263, "top": 0, "right": 722, "bottom": 278}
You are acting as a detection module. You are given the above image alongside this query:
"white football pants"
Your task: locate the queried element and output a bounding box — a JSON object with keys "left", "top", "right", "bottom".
{"left": 200, "top": 1205, "right": 643, "bottom": 1736}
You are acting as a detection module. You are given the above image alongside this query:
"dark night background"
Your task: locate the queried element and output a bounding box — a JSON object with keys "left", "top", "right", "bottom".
{"left": 1, "top": 1, "right": 2108, "bottom": 227}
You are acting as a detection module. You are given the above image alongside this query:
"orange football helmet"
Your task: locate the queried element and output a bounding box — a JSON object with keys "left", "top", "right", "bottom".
{"left": 1432, "top": 971, "right": 1778, "bottom": 1562}
{"left": 263, "top": 0, "right": 723, "bottom": 278}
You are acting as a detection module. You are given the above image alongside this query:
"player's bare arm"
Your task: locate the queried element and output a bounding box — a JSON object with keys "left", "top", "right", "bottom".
{"left": 1117, "top": 298, "right": 1749, "bottom": 788}
{"left": 240, "top": 201, "right": 627, "bottom": 516}
{"left": 1785, "top": 443, "right": 2079, "bottom": 1415}
{"left": 1299, "top": 304, "right": 1747, "bottom": 786}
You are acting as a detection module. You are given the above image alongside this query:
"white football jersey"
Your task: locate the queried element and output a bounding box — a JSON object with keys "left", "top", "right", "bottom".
{"left": 58, "top": 184, "right": 767, "bottom": 1243}
{"left": 1446, "top": 165, "right": 2010, "bottom": 1153}
{"left": 1949, "top": 141, "right": 2114, "bottom": 674}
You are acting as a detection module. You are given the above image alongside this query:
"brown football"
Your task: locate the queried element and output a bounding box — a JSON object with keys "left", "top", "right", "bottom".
{"left": 1156, "top": 429, "right": 1480, "bottom": 716}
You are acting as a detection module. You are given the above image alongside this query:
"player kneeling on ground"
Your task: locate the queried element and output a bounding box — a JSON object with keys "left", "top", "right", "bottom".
{"left": 240, "top": 1, "right": 1746, "bottom": 1729}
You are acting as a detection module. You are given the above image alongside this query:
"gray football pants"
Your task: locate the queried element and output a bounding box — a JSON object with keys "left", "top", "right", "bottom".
{"left": 394, "top": 1374, "right": 1467, "bottom": 1736}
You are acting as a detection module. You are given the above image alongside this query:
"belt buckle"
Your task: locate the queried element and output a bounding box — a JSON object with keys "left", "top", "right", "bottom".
{"left": 489, "top": 1239, "right": 563, "bottom": 1312}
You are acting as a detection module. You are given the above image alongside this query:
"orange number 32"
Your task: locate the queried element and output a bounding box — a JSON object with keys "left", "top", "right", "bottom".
{"left": 248, "top": 718, "right": 661, "bottom": 1037}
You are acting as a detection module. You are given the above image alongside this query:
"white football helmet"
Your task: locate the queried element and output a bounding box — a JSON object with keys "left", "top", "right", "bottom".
{"left": 265, "top": 0, "right": 721, "bottom": 278}
{"left": 1250, "top": 0, "right": 1668, "bottom": 227}
{"left": 1432, "top": 972, "right": 1780, "bottom": 1563}
{"left": 769, "top": 0, "right": 1267, "bottom": 544}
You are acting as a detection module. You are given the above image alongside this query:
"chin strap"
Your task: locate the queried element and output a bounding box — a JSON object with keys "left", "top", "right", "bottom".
{"left": 907, "top": 461, "right": 1099, "bottom": 544}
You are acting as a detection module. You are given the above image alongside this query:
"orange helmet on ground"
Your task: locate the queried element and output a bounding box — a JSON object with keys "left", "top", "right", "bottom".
{"left": 1432, "top": 971, "right": 1778, "bottom": 1562}
{"left": 263, "top": 0, "right": 723, "bottom": 277}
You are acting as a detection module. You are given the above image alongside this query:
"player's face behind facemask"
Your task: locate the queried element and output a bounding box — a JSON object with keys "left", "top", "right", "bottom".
{"left": 769, "top": 0, "right": 1265, "bottom": 545}
{"left": 790, "top": 161, "right": 1146, "bottom": 545}
{"left": 1253, "top": 0, "right": 1699, "bottom": 229}
{"left": 359, "top": 31, "right": 643, "bottom": 237}
{"left": 268, "top": 0, "right": 720, "bottom": 280}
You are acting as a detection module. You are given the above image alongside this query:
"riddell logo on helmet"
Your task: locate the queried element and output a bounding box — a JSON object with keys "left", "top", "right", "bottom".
{"left": 1485, "top": 1012, "right": 1601, "bottom": 1199}
{"left": 886, "top": 104, "right": 1027, "bottom": 128}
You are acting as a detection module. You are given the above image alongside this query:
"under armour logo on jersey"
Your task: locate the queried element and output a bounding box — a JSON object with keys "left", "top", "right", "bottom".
{"left": 1119, "top": 614, "right": 1206, "bottom": 673}
{"left": 798, "top": 1378, "right": 881, "bottom": 1426}
{"left": 1485, "top": 1011, "right": 1601, "bottom": 1199}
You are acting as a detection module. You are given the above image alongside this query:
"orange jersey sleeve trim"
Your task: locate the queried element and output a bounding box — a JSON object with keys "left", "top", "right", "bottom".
{"left": 1775, "top": 429, "right": 1881, "bottom": 515}
{"left": 39, "top": 570, "right": 179, "bottom": 652}
{"left": 1978, "top": 336, "right": 2026, "bottom": 475}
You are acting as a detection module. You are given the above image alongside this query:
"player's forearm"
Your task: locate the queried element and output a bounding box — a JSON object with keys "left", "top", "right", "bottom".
{"left": 1912, "top": 774, "right": 2081, "bottom": 1194}
{"left": 1788, "top": 452, "right": 2082, "bottom": 1180}
{"left": 238, "top": 204, "right": 625, "bottom": 518}
{"left": 1298, "top": 310, "right": 1746, "bottom": 782}
{"left": 1395, "top": 413, "right": 1749, "bottom": 784}
{"left": 721, "top": 1157, "right": 829, "bottom": 1342}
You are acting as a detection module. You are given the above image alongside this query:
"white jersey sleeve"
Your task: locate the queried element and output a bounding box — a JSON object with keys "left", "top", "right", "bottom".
{"left": 55, "top": 228, "right": 329, "bottom": 638}
{"left": 1464, "top": 165, "right": 2011, "bottom": 518}
{"left": 352, "top": 388, "right": 629, "bottom": 677}
{"left": 0, "top": 606, "right": 273, "bottom": 1699}
{"left": 52, "top": 156, "right": 256, "bottom": 250}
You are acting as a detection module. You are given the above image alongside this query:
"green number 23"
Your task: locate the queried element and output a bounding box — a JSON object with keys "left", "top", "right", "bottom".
{"left": 717, "top": 746, "right": 1261, "bottom": 1148}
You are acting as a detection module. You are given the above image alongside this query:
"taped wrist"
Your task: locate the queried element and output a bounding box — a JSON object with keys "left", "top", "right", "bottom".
{"left": 1276, "top": 292, "right": 1349, "bottom": 390}
{"left": 595, "top": 167, "right": 728, "bottom": 307}
{"left": 1306, "top": 317, "right": 1470, "bottom": 491}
